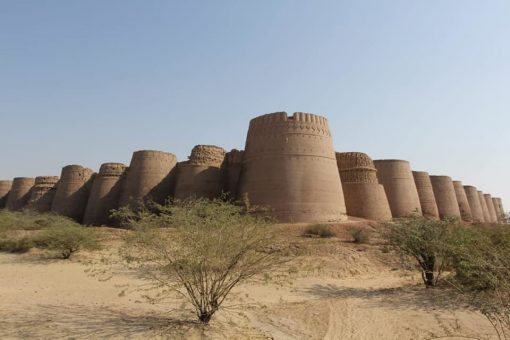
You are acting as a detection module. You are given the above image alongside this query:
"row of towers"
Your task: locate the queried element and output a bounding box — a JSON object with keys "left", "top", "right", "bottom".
{"left": 0, "top": 112, "right": 506, "bottom": 225}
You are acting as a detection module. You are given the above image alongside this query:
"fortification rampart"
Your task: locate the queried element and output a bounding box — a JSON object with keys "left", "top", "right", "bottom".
{"left": 336, "top": 152, "right": 391, "bottom": 221}
{"left": 373, "top": 160, "right": 421, "bottom": 217}
{"left": 51, "top": 165, "right": 95, "bottom": 221}
{"left": 239, "top": 112, "right": 347, "bottom": 222}
{"left": 483, "top": 194, "right": 498, "bottom": 223}
{"left": 6, "top": 177, "right": 35, "bottom": 211}
{"left": 174, "top": 145, "right": 226, "bottom": 199}
{"left": 83, "top": 163, "right": 127, "bottom": 226}
{"left": 224, "top": 149, "right": 244, "bottom": 199}
{"left": 412, "top": 171, "right": 439, "bottom": 219}
{"left": 478, "top": 191, "right": 491, "bottom": 222}
{"left": 0, "top": 180, "right": 12, "bottom": 208}
{"left": 464, "top": 186, "right": 484, "bottom": 223}
{"left": 27, "top": 176, "right": 59, "bottom": 212}
{"left": 452, "top": 181, "right": 473, "bottom": 222}
{"left": 119, "top": 150, "right": 177, "bottom": 208}
{"left": 430, "top": 176, "right": 461, "bottom": 219}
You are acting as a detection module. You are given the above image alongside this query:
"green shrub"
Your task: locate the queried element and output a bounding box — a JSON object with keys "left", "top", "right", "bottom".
{"left": 303, "top": 224, "right": 335, "bottom": 238}
{"left": 35, "top": 225, "right": 102, "bottom": 259}
{"left": 349, "top": 227, "right": 371, "bottom": 244}
{"left": 0, "top": 236, "right": 34, "bottom": 253}
{"left": 381, "top": 216, "right": 458, "bottom": 287}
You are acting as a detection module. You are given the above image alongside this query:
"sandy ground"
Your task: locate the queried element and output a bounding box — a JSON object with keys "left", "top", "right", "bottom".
{"left": 0, "top": 225, "right": 499, "bottom": 339}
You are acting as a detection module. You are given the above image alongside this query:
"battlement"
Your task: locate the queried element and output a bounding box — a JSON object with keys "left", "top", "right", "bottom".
{"left": 61, "top": 165, "right": 95, "bottom": 180}
{"left": 132, "top": 150, "right": 177, "bottom": 162}
{"left": 189, "top": 145, "right": 226, "bottom": 167}
{"left": 34, "top": 176, "right": 59, "bottom": 186}
{"left": 336, "top": 152, "right": 376, "bottom": 170}
{"left": 225, "top": 149, "right": 244, "bottom": 165}
{"left": 249, "top": 112, "right": 329, "bottom": 128}
{"left": 99, "top": 163, "right": 127, "bottom": 177}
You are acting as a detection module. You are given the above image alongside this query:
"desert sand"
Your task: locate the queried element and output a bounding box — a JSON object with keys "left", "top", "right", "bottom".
{"left": 0, "top": 224, "right": 497, "bottom": 339}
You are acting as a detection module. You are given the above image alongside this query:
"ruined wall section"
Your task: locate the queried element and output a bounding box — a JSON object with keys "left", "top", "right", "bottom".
{"left": 336, "top": 152, "right": 392, "bottom": 221}
{"left": 373, "top": 160, "right": 422, "bottom": 217}
{"left": 51, "top": 165, "right": 95, "bottom": 222}
{"left": 452, "top": 181, "right": 473, "bottom": 222}
{"left": 119, "top": 150, "right": 177, "bottom": 209}
{"left": 483, "top": 194, "right": 498, "bottom": 223}
{"left": 27, "top": 176, "right": 59, "bottom": 212}
{"left": 6, "top": 177, "right": 35, "bottom": 211}
{"left": 0, "top": 180, "right": 12, "bottom": 208}
{"left": 238, "top": 112, "right": 347, "bottom": 222}
{"left": 174, "top": 145, "right": 226, "bottom": 199}
{"left": 412, "top": 171, "right": 439, "bottom": 219}
{"left": 430, "top": 176, "right": 461, "bottom": 219}
{"left": 83, "top": 163, "right": 127, "bottom": 226}
{"left": 464, "top": 186, "right": 484, "bottom": 223}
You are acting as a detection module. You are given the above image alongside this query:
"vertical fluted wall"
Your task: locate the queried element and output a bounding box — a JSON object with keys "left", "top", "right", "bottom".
{"left": 174, "top": 145, "right": 226, "bottom": 200}
{"left": 464, "top": 186, "right": 484, "bottom": 223}
{"left": 83, "top": 163, "right": 127, "bottom": 226}
{"left": 224, "top": 149, "right": 244, "bottom": 199}
{"left": 430, "top": 176, "right": 461, "bottom": 219}
{"left": 0, "top": 180, "right": 12, "bottom": 208}
{"left": 373, "top": 160, "right": 422, "bottom": 217}
{"left": 336, "top": 152, "right": 392, "bottom": 221}
{"left": 412, "top": 171, "right": 439, "bottom": 219}
{"left": 6, "top": 177, "right": 35, "bottom": 211}
{"left": 119, "top": 150, "right": 177, "bottom": 208}
{"left": 238, "top": 112, "right": 347, "bottom": 222}
{"left": 51, "top": 165, "right": 95, "bottom": 221}
{"left": 452, "top": 181, "right": 473, "bottom": 222}
{"left": 483, "top": 194, "right": 498, "bottom": 223}
{"left": 478, "top": 191, "right": 491, "bottom": 223}
{"left": 27, "top": 176, "right": 59, "bottom": 212}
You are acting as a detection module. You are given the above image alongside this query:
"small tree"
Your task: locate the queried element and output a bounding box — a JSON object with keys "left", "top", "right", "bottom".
{"left": 116, "top": 198, "right": 281, "bottom": 324}
{"left": 450, "top": 225, "right": 510, "bottom": 339}
{"left": 382, "top": 216, "right": 458, "bottom": 287}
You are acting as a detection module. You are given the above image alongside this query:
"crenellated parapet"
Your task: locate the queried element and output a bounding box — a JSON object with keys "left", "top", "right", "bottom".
{"left": 336, "top": 152, "right": 378, "bottom": 184}
{"left": 189, "top": 145, "right": 226, "bottom": 167}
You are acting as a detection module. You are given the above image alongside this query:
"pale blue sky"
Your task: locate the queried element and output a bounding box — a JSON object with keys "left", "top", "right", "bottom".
{"left": 1, "top": 1, "right": 509, "bottom": 208}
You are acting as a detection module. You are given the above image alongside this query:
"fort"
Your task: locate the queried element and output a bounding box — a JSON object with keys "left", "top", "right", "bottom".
{"left": 0, "top": 112, "right": 506, "bottom": 224}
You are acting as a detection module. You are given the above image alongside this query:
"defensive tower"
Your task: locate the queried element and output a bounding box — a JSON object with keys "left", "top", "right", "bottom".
{"left": 336, "top": 152, "right": 392, "bottom": 221}
{"left": 119, "top": 150, "right": 177, "bottom": 208}
{"left": 238, "top": 112, "right": 347, "bottom": 222}
{"left": 0, "top": 180, "right": 12, "bottom": 208}
{"left": 463, "top": 186, "right": 484, "bottom": 223}
{"left": 174, "top": 145, "right": 226, "bottom": 199}
{"left": 492, "top": 197, "right": 502, "bottom": 223}
{"left": 483, "top": 194, "right": 498, "bottom": 223}
{"left": 478, "top": 191, "right": 491, "bottom": 223}
{"left": 51, "top": 165, "right": 95, "bottom": 221}
{"left": 27, "top": 176, "right": 59, "bottom": 212}
{"left": 224, "top": 149, "right": 244, "bottom": 199}
{"left": 6, "top": 177, "right": 35, "bottom": 211}
{"left": 452, "top": 181, "right": 473, "bottom": 222}
{"left": 83, "top": 163, "right": 127, "bottom": 226}
{"left": 412, "top": 171, "right": 440, "bottom": 219}
{"left": 373, "top": 160, "right": 422, "bottom": 217}
{"left": 430, "top": 176, "right": 461, "bottom": 219}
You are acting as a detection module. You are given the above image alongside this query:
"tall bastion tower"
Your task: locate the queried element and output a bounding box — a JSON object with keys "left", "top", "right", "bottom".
{"left": 238, "top": 112, "right": 347, "bottom": 223}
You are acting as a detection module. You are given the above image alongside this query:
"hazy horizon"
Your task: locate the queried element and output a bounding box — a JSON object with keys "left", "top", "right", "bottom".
{"left": 1, "top": 1, "right": 509, "bottom": 208}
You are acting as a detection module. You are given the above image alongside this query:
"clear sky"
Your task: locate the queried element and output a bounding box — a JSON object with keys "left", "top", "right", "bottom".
{"left": 1, "top": 1, "right": 509, "bottom": 209}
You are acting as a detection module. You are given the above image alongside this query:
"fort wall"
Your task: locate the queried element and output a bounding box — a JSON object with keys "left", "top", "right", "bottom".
{"left": 6, "top": 177, "right": 35, "bottom": 211}
{"left": 412, "top": 171, "right": 439, "bottom": 219}
{"left": 452, "top": 181, "right": 473, "bottom": 222}
{"left": 430, "top": 176, "right": 461, "bottom": 219}
{"left": 27, "top": 176, "right": 59, "bottom": 212}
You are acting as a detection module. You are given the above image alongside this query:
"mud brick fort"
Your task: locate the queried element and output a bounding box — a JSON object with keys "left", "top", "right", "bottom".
{"left": 0, "top": 112, "right": 506, "bottom": 225}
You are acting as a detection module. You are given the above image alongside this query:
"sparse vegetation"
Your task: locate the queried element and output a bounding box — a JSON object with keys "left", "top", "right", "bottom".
{"left": 303, "top": 224, "right": 335, "bottom": 238}
{"left": 0, "top": 210, "right": 102, "bottom": 259}
{"left": 114, "top": 198, "right": 282, "bottom": 324}
{"left": 349, "top": 227, "right": 371, "bottom": 244}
